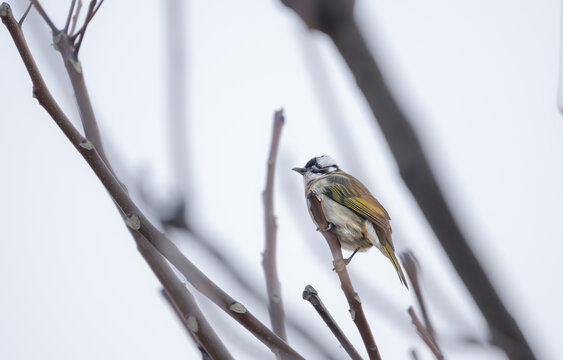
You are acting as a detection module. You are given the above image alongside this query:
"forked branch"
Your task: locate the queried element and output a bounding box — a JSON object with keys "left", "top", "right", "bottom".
{"left": 0, "top": 4, "right": 303, "bottom": 359}
{"left": 307, "top": 191, "right": 381, "bottom": 360}
{"left": 303, "top": 285, "right": 363, "bottom": 360}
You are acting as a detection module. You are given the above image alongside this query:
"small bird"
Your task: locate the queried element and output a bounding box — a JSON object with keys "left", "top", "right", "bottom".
{"left": 293, "top": 155, "right": 408, "bottom": 288}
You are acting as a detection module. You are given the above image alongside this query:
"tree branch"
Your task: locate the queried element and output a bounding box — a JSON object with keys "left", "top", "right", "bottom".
{"left": 161, "top": 290, "right": 213, "bottom": 360}
{"left": 408, "top": 307, "right": 444, "bottom": 360}
{"left": 282, "top": 1, "right": 536, "bottom": 359}
{"left": 262, "top": 109, "right": 288, "bottom": 344}
{"left": 303, "top": 285, "right": 363, "bottom": 360}
{"left": 400, "top": 251, "right": 437, "bottom": 342}
{"left": 137, "top": 235, "right": 234, "bottom": 360}
{"left": 307, "top": 191, "right": 381, "bottom": 360}
{"left": 1, "top": 5, "right": 303, "bottom": 359}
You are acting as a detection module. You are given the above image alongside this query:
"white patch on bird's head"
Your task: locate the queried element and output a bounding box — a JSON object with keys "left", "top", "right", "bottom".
{"left": 305, "top": 155, "right": 339, "bottom": 171}
{"left": 299, "top": 155, "right": 340, "bottom": 184}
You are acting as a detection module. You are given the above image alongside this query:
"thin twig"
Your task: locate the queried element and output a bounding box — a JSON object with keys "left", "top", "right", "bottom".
{"left": 400, "top": 251, "right": 437, "bottom": 341}
{"left": 63, "top": 0, "right": 76, "bottom": 33}
{"left": 408, "top": 307, "right": 444, "bottom": 360}
{"left": 69, "top": 0, "right": 82, "bottom": 35}
{"left": 73, "top": 0, "right": 103, "bottom": 54}
{"left": 17, "top": 2, "right": 32, "bottom": 27}
{"left": 307, "top": 191, "right": 381, "bottom": 360}
{"left": 137, "top": 236, "right": 234, "bottom": 360}
{"left": 303, "top": 285, "right": 363, "bottom": 360}
{"left": 262, "top": 109, "right": 287, "bottom": 344}
{"left": 30, "top": 0, "right": 58, "bottom": 32}
{"left": 282, "top": 2, "right": 536, "bottom": 359}
{"left": 0, "top": 6, "right": 304, "bottom": 359}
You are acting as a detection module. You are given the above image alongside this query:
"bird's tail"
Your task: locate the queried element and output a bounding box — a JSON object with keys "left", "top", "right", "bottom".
{"left": 383, "top": 243, "right": 409, "bottom": 289}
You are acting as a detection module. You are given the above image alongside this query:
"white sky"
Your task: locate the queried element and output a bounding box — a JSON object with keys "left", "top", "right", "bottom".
{"left": 1, "top": 0, "right": 562, "bottom": 359}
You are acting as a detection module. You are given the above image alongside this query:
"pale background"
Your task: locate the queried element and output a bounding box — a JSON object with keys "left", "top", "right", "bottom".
{"left": 0, "top": 0, "right": 561, "bottom": 359}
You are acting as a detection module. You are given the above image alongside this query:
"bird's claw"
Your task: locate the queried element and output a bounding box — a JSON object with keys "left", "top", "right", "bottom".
{"left": 316, "top": 223, "right": 334, "bottom": 232}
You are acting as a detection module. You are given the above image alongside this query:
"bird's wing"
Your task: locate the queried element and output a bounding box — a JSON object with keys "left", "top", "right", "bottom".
{"left": 320, "top": 173, "right": 394, "bottom": 246}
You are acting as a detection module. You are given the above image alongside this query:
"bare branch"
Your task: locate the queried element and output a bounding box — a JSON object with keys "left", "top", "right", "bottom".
{"left": 307, "top": 191, "right": 381, "bottom": 360}
{"left": 181, "top": 228, "right": 340, "bottom": 360}
{"left": 262, "top": 109, "right": 287, "bottom": 343}
{"left": 69, "top": 0, "right": 82, "bottom": 35}
{"left": 63, "top": 0, "right": 76, "bottom": 32}
{"left": 400, "top": 251, "right": 437, "bottom": 341}
{"left": 161, "top": 290, "right": 213, "bottom": 360}
{"left": 303, "top": 285, "right": 363, "bottom": 360}
{"left": 282, "top": 1, "right": 536, "bottom": 359}
{"left": 17, "top": 2, "right": 32, "bottom": 27}
{"left": 0, "top": 6, "right": 303, "bottom": 359}
{"left": 72, "top": 0, "right": 103, "bottom": 53}
{"left": 30, "top": 0, "right": 57, "bottom": 32}
{"left": 408, "top": 307, "right": 444, "bottom": 360}
{"left": 137, "top": 236, "right": 234, "bottom": 360}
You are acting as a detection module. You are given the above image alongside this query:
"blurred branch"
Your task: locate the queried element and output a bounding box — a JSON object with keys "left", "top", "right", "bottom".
{"left": 281, "top": 1, "right": 536, "bottom": 359}
{"left": 400, "top": 251, "right": 437, "bottom": 342}
{"left": 69, "top": 0, "right": 82, "bottom": 35}
{"left": 303, "top": 285, "right": 363, "bottom": 360}
{"left": 161, "top": 290, "right": 213, "bottom": 360}
{"left": 137, "top": 236, "right": 234, "bottom": 360}
{"left": 262, "top": 109, "right": 288, "bottom": 344}
{"left": 63, "top": 0, "right": 76, "bottom": 32}
{"left": 307, "top": 191, "right": 381, "bottom": 360}
{"left": 0, "top": 5, "right": 304, "bottom": 359}
{"left": 180, "top": 228, "right": 340, "bottom": 360}
{"left": 408, "top": 307, "right": 444, "bottom": 360}
{"left": 17, "top": 2, "right": 31, "bottom": 26}
{"left": 164, "top": 0, "right": 190, "bottom": 213}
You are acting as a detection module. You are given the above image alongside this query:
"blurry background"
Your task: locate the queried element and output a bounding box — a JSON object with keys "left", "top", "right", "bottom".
{"left": 1, "top": 0, "right": 562, "bottom": 359}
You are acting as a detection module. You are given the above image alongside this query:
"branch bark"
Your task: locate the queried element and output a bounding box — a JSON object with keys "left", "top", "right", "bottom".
{"left": 262, "top": 109, "right": 288, "bottom": 344}
{"left": 307, "top": 191, "right": 381, "bottom": 360}
{"left": 281, "top": 1, "right": 536, "bottom": 359}
{"left": 400, "top": 251, "right": 437, "bottom": 343}
{"left": 1, "top": 5, "right": 303, "bottom": 359}
{"left": 137, "top": 236, "right": 234, "bottom": 360}
{"left": 303, "top": 285, "right": 363, "bottom": 360}
{"left": 408, "top": 307, "right": 444, "bottom": 360}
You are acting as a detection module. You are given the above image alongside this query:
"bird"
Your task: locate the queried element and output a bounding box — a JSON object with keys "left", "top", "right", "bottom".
{"left": 293, "top": 155, "right": 408, "bottom": 288}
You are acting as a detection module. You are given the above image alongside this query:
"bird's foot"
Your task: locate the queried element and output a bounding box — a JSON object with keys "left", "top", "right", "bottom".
{"left": 317, "top": 223, "right": 334, "bottom": 232}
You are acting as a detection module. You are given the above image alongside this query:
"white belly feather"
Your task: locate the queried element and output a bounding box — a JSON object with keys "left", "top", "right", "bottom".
{"left": 307, "top": 192, "right": 383, "bottom": 253}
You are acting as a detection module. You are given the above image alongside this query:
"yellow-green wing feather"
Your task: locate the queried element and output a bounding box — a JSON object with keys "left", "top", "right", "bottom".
{"left": 322, "top": 173, "right": 408, "bottom": 288}
{"left": 321, "top": 173, "right": 393, "bottom": 246}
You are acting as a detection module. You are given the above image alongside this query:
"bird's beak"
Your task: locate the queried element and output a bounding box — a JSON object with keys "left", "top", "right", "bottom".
{"left": 292, "top": 167, "right": 307, "bottom": 175}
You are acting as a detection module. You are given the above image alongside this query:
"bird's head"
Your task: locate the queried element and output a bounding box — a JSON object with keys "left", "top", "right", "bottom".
{"left": 292, "top": 155, "right": 340, "bottom": 183}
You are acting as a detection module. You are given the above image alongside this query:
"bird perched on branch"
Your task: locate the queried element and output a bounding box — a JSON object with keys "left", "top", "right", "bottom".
{"left": 293, "top": 155, "right": 408, "bottom": 288}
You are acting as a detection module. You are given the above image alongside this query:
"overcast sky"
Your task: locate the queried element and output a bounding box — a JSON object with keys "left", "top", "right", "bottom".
{"left": 1, "top": 1, "right": 562, "bottom": 359}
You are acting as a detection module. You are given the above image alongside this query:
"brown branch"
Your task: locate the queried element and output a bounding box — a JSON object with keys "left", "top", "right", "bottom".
{"left": 282, "top": 1, "right": 536, "bottom": 359}
{"left": 137, "top": 235, "right": 234, "bottom": 360}
{"left": 400, "top": 251, "right": 437, "bottom": 341}
{"left": 17, "top": 2, "right": 32, "bottom": 26}
{"left": 181, "top": 228, "right": 340, "bottom": 360}
{"left": 29, "top": 0, "right": 57, "bottom": 32}
{"left": 303, "top": 285, "right": 363, "bottom": 360}
{"left": 161, "top": 290, "right": 213, "bottom": 360}
{"left": 63, "top": 0, "right": 76, "bottom": 32}
{"left": 69, "top": 0, "right": 82, "bottom": 35}
{"left": 0, "top": 5, "right": 303, "bottom": 359}
{"left": 307, "top": 191, "right": 381, "bottom": 360}
{"left": 72, "top": 0, "right": 100, "bottom": 53}
{"left": 408, "top": 307, "right": 444, "bottom": 360}
{"left": 262, "top": 109, "right": 288, "bottom": 343}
